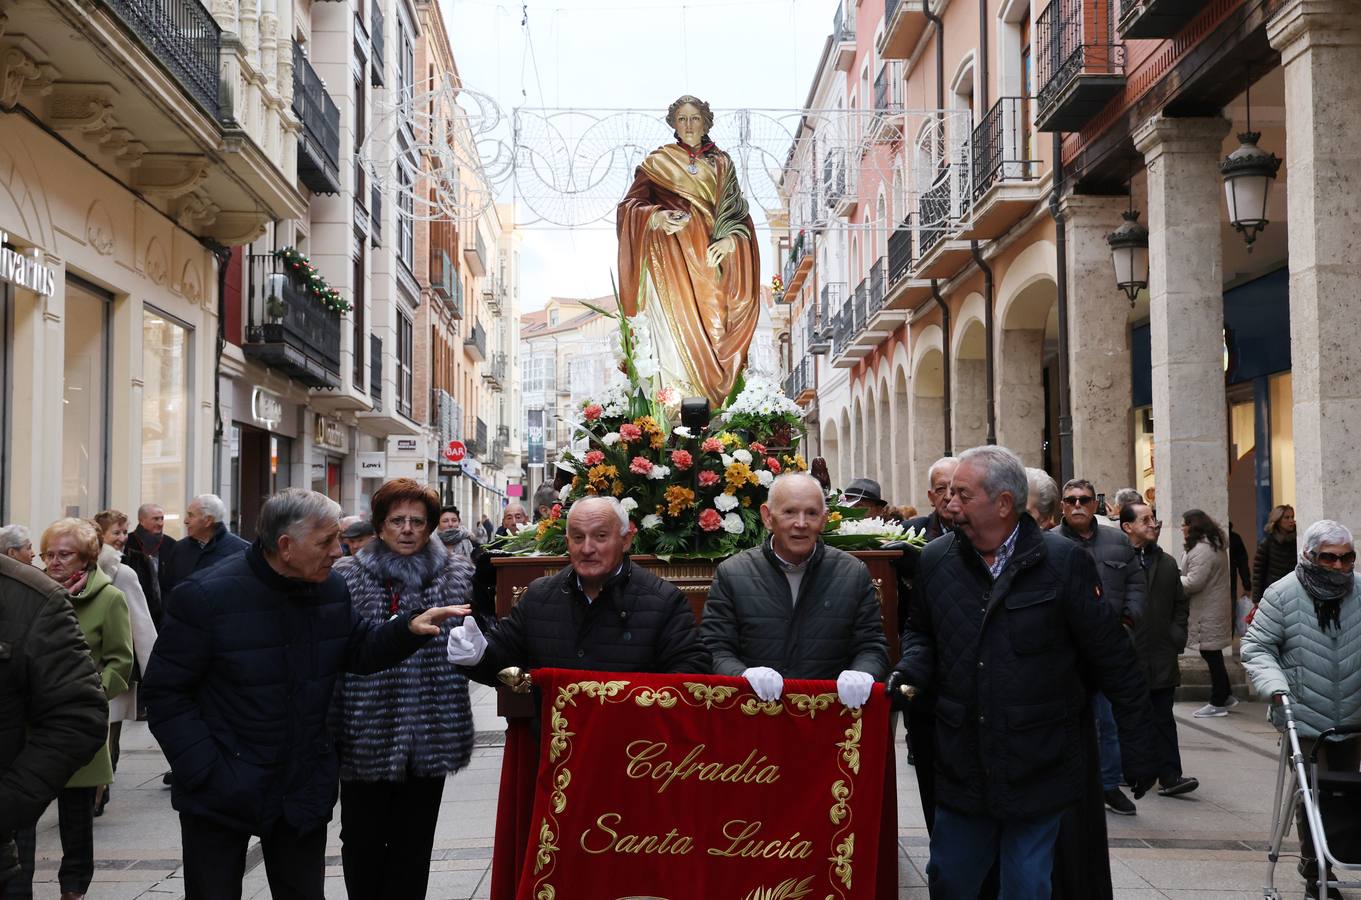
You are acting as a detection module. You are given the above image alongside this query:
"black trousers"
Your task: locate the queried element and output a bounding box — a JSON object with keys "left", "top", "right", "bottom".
{"left": 11, "top": 786, "right": 97, "bottom": 897}
{"left": 1200, "top": 649, "right": 1232, "bottom": 707}
{"left": 180, "top": 813, "right": 326, "bottom": 900}
{"left": 340, "top": 777, "right": 446, "bottom": 900}
{"left": 1296, "top": 737, "right": 1361, "bottom": 882}
{"left": 1149, "top": 687, "right": 1184, "bottom": 784}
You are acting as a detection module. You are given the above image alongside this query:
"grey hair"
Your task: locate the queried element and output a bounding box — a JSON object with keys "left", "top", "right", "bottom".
{"left": 0, "top": 524, "right": 31, "bottom": 554}
{"left": 1301, "top": 519, "right": 1355, "bottom": 561}
{"left": 1112, "top": 488, "right": 1143, "bottom": 510}
{"left": 768, "top": 472, "right": 827, "bottom": 512}
{"left": 137, "top": 503, "right": 163, "bottom": 519}
{"left": 193, "top": 493, "right": 227, "bottom": 523}
{"left": 957, "top": 445, "right": 1028, "bottom": 508}
{"left": 927, "top": 456, "right": 959, "bottom": 484}
{"left": 567, "top": 496, "right": 630, "bottom": 536}
{"left": 1024, "top": 468, "right": 1059, "bottom": 524}
{"left": 256, "top": 488, "right": 342, "bottom": 554}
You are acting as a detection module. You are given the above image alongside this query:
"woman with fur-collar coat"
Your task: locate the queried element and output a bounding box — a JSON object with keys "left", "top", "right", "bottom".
{"left": 332, "top": 479, "right": 475, "bottom": 900}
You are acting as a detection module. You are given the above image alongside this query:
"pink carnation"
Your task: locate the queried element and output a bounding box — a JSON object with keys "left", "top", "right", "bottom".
{"left": 749, "top": 441, "right": 767, "bottom": 455}
{"left": 698, "top": 470, "right": 720, "bottom": 487}
{"left": 620, "top": 423, "right": 643, "bottom": 442}
{"left": 698, "top": 508, "right": 722, "bottom": 532}
{"left": 671, "top": 449, "right": 694, "bottom": 471}
{"left": 766, "top": 457, "right": 782, "bottom": 475}
{"left": 702, "top": 437, "right": 724, "bottom": 453}
{"left": 629, "top": 456, "right": 654, "bottom": 475}
{"left": 583, "top": 403, "right": 603, "bottom": 421}
{"left": 583, "top": 450, "right": 605, "bottom": 466}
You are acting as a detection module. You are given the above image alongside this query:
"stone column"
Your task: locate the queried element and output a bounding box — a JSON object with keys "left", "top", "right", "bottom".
{"left": 909, "top": 392, "right": 945, "bottom": 509}
{"left": 952, "top": 355, "right": 989, "bottom": 452}
{"left": 1133, "top": 115, "right": 1232, "bottom": 550}
{"left": 1268, "top": 1, "right": 1361, "bottom": 530}
{"left": 1062, "top": 192, "right": 1135, "bottom": 495}
{"left": 995, "top": 327, "right": 1045, "bottom": 467}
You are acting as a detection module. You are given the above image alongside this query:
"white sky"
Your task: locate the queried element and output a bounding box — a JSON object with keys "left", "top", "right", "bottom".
{"left": 441, "top": 0, "right": 841, "bottom": 312}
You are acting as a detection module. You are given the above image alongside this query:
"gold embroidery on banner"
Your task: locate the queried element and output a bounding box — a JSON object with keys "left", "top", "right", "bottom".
{"left": 739, "top": 875, "right": 814, "bottom": 900}
{"left": 634, "top": 688, "right": 678, "bottom": 708}
{"left": 552, "top": 769, "right": 571, "bottom": 814}
{"left": 786, "top": 693, "right": 836, "bottom": 719}
{"left": 829, "top": 781, "right": 851, "bottom": 825}
{"left": 536, "top": 888, "right": 555, "bottom": 900}
{"left": 837, "top": 716, "right": 864, "bottom": 775}
{"left": 548, "top": 706, "right": 575, "bottom": 763}
{"left": 684, "top": 682, "right": 739, "bottom": 709}
{"left": 829, "top": 833, "right": 855, "bottom": 889}
{"left": 534, "top": 819, "right": 559, "bottom": 874}
{"left": 740, "top": 698, "right": 785, "bottom": 716}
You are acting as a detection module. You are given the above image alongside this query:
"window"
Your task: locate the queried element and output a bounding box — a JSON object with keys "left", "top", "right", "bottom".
{"left": 141, "top": 308, "right": 192, "bottom": 533}
{"left": 526, "top": 354, "right": 555, "bottom": 393}
{"left": 352, "top": 243, "right": 365, "bottom": 390}
{"left": 397, "top": 140, "right": 414, "bottom": 270}
{"left": 396, "top": 312, "right": 413, "bottom": 418}
{"left": 61, "top": 278, "right": 111, "bottom": 518}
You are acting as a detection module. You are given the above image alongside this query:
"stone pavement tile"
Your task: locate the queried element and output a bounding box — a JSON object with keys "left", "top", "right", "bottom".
{"left": 424, "top": 865, "right": 486, "bottom": 898}
{"left": 1111, "top": 891, "right": 1166, "bottom": 899}
{"left": 1120, "top": 856, "right": 1269, "bottom": 891}
{"left": 1109, "top": 856, "right": 1157, "bottom": 889}
{"left": 897, "top": 888, "right": 929, "bottom": 898}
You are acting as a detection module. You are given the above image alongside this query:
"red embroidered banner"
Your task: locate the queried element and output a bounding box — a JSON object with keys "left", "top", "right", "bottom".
{"left": 517, "top": 669, "right": 892, "bottom": 900}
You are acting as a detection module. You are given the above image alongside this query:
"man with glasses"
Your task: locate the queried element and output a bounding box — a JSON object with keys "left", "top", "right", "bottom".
{"left": 906, "top": 457, "right": 959, "bottom": 542}
{"left": 1057, "top": 478, "right": 1147, "bottom": 817}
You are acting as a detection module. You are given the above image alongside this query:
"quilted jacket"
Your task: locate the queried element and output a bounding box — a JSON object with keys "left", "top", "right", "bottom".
{"left": 1252, "top": 533, "right": 1298, "bottom": 602}
{"left": 462, "top": 558, "right": 709, "bottom": 684}
{"left": 1181, "top": 541, "right": 1232, "bottom": 651}
{"left": 895, "top": 514, "right": 1154, "bottom": 819}
{"left": 1056, "top": 522, "right": 1146, "bottom": 629}
{"left": 1241, "top": 571, "right": 1361, "bottom": 739}
{"left": 702, "top": 540, "right": 889, "bottom": 680}
{"left": 1133, "top": 543, "right": 1189, "bottom": 690}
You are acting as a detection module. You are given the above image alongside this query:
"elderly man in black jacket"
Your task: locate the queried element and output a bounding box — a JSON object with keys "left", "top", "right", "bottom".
{"left": 143, "top": 488, "right": 466, "bottom": 900}
{"left": 892, "top": 445, "right": 1155, "bottom": 899}
{"left": 160, "top": 493, "right": 250, "bottom": 603}
{"left": 1057, "top": 477, "right": 1148, "bottom": 816}
{"left": 700, "top": 472, "right": 888, "bottom": 708}
{"left": 0, "top": 556, "right": 109, "bottom": 895}
{"left": 446, "top": 496, "right": 708, "bottom": 679}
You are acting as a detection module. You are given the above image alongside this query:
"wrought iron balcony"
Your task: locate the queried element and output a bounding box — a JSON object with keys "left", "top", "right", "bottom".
{"left": 783, "top": 232, "right": 814, "bottom": 297}
{"left": 918, "top": 172, "right": 954, "bottom": 258}
{"left": 972, "top": 97, "right": 1039, "bottom": 202}
{"left": 369, "top": 334, "right": 383, "bottom": 410}
{"left": 483, "top": 352, "right": 506, "bottom": 391}
{"left": 292, "top": 43, "right": 342, "bottom": 194}
{"left": 432, "top": 249, "right": 456, "bottom": 300}
{"left": 823, "top": 149, "right": 857, "bottom": 216}
{"left": 1035, "top": 0, "right": 1125, "bottom": 133}
{"left": 879, "top": 0, "right": 928, "bottom": 61}
{"left": 868, "top": 257, "right": 886, "bottom": 319}
{"left": 810, "top": 283, "right": 841, "bottom": 354}
{"left": 243, "top": 253, "right": 342, "bottom": 389}
{"left": 832, "top": 308, "right": 853, "bottom": 361}
{"left": 104, "top": 0, "right": 221, "bottom": 118}
{"left": 464, "top": 230, "right": 487, "bottom": 277}
{"left": 888, "top": 218, "right": 915, "bottom": 286}
{"left": 482, "top": 278, "right": 504, "bottom": 315}
{"left": 832, "top": 3, "right": 856, "bottom": 71}
{"left": 1117, "top": 0, "right": 1203, "bottom": 39}
{"left": 475, "top": 417, "right": 489, "bottom": 459}
{"left": 370, "top": 0, "right": 386, "bottom": 87}
{"left": 464, "top": 319, "right": 487, "bottom": 361}
{"left": 783, "top": 358, "right": 813, "bottom": 403}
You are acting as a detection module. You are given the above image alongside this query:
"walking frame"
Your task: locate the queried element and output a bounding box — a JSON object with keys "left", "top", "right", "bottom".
{"left": 1264, "top": 695, "right": 1361, "bottom": 899}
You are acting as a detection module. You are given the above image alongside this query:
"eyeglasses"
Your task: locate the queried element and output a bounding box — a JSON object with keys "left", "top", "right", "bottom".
{"left": 385, "top": 516, "right": 428, "bottom": 530}
{"left": 41, "top": 549, "right": 80, "bottom": 563}
{"left": 1061, "top": 495, "right": 1095, "bottom": 506}
{"left": 1314, "top": 551, "right": 1357, "bottom": 566}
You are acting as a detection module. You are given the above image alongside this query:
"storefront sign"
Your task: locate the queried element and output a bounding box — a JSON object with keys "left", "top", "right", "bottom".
{"left": 0, "top": 234, "right": 56, "bottom": 297}
{"left": 251, "top": 388, "right": 284, "bottom": 430}
{"left": 314, "top": 416, "right": 347, "bottom": 452}
{"left": 439, "top": 462, "right": 462, "bottom": 477}
{"left": 527, "top": 409, "right": 545, "bottom": 467}
{"left": 357, "top": 451, "right": 386, "bottom": 479}
{"left": 309, "top": 460, "right": 326, "bottom": 481}
{"left": 506, "top": 483, "right": 523, "bottom": 498}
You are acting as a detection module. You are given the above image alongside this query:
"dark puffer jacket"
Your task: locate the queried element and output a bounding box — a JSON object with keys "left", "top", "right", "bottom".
{"left": 701, "top": 541, "right": 889, "bottom": 680}
{"left": 142, "top": 541, "right": 429, "bottom": 834}
{"left": 161, "top": 522, "right": 250, "bottom": 604}
{"left": 0, "top": 556, "right": 108, "bottom": 834}
{"left": 1057, "top": 521, "right": 1146, "bottom": 629}
{"left": 462, "top": 558, "right": 709, "bottom": 684}
{"left": 1134, "top": 542, "right": 1189, "bottom": 690}
{"left": 895, "top": 515, "right": 1154, "bottom": 820}
{"left": 1252, "top": 532, "right": 1298, "bottom": 602}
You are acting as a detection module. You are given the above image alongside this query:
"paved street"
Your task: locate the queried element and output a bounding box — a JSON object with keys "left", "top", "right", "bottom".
{"left": 23, "top": 686, "right": 1352, "bottom": 900}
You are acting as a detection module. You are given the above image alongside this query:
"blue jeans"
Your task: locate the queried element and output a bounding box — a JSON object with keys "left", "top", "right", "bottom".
{"left": 926, "top": 806, "right": 1064, "bottom": 899}
{"left": 1093, "top": 692, "right": 1123, "bottom": 791}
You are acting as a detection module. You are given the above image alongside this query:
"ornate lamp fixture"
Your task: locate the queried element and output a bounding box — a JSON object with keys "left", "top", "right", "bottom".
{"left": 1107, "top": 208, "right": 1149, "bottom": 306}
{"left": 1220, "top": 87, "right": 1281, "bottom": 251}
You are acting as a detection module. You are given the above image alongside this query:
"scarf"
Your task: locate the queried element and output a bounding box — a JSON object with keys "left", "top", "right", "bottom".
{"left": 356, "top": 535, "right": 447, "bottom": 596}
{"left": 1295, "top": 559, "right": 1354, "bottom": 632}
{"left": 62, "top": 567, "right": 90, "bottom": 596}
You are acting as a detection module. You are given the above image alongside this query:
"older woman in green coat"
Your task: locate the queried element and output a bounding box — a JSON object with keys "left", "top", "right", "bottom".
{"left": 13, "top": 517, "right": 132, "bottom": 900}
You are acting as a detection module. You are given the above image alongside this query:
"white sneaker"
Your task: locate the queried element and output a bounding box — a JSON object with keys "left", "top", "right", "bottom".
{"left": 1193, "top": 703, "right": 1229, "bottom": 718}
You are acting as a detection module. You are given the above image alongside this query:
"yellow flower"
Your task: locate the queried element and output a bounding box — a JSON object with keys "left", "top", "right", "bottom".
{"left": 724, "top": 462, "right": 757, "bottom": 493}
{"left": 664, "top": 485, "right": 696, "bottom": 517}
{"left": 741, "top": 496, "right": 751, "bottom": 507}
{"left": 829, "top": 511, "right": 842, "bottom": 523}
{"left": 794, "top": 454, "right": 808, "bottom": 471}
{"left": 587, "top": 464, "right": 618, "bottom": 490}
{"left": 718, "top": 431, "right": 740, "bottom": 447}
{"left": 536, "top": 519, "right": 552, "bottom": 540}
{"left": 612, "top": 480, "right": 625, "bottom": 496}
{"left": 635, "top": 415, "right": 663, "bottom": 435}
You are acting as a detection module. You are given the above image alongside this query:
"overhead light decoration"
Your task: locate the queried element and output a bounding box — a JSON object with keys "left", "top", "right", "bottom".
{"left": 1220, "top": 86, "right": 1281, "bottom": 251}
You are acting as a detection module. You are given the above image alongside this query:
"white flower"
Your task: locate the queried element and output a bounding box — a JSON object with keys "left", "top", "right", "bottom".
{"left": 721, "top": 512, "right": 744, "bottom": 534}
{"left": 721, "top": 453, "right": 735, "bottom": 468}
{"left": 601, "top": 432, "right": 621, "bottom": 446}
{"left": 620, "top": 497, "right": 639, "bottom": 513}
{"left": 558, "top": 483, "right": 572, "bottom": 500}
{"left": 714, "top": 493, "right": 739, "bottom": 512}
{"left": 672, "top": 425, "right": 693, "bottom": 439}
{"left": 646, "top": 465, "right": 671, "bottom": 480}
{"left": 757, "top": 470, "right": 774, "bottom": 487}
{"left": 641, "top": 514, "right": 663, "bottom": 530}
{"left": 835, "top": 517, "right": 910, "bottom": 539}
{"left": 733, "top": 448, "right": 753, "bottom": 465}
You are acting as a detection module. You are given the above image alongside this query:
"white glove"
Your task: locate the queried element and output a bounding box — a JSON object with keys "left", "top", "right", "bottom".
{"left": 742, "top": 666, "right": 784, "bottom": 703}
{"left": 836, "top": 670, "right": 875, "bottom": 709}
{"left": 446, "top": 616, "right": 487, "bottom": 665}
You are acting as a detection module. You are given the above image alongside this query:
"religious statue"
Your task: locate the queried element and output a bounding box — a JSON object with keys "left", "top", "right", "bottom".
{"left": 617, "top": 95, "right": 761, "bottom": 407}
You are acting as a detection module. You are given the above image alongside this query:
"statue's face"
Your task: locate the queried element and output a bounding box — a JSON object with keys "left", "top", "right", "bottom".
{"left": 673, "top": 103, "right": 706, "bottom": 148}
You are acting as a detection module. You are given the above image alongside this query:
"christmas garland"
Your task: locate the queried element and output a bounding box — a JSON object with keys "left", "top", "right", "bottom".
{"left": 273, "top": 247, "right": 352, "bottom": 313}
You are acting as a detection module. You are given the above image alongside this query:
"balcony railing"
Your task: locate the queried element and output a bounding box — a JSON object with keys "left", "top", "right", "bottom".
{"left": 369, "top": 334, "right": 382, "bottom": 410}
{"left": 832, "top": 3, "right": 855, "bottom": 42}
{"left": 432, "top": 249, "right": 456, "bottom": 299}
{"left": 873, "top": 66, "right": 901, "bottom": 113}
{"left": 464, "top": 230, "right": 487, "bottom": 277}
{"left": 918, "top": 172, "right": 954, "bottom": 257}
{"left": 783, "top": 358, "right": 812, "bottom": 401}
{"left": 104, "top": 0, "right": 221, "bottom": 118}
{"left": 972, "top": 97, "right": 1038, "bottom": 202}
{"left": 887, "top": 218, "right": 915, "bottom": 286}
{"left": 1035, "top": 0, "right": 1126, "bottom": 132}
{"left": 370, "top": 0, "right": 385, "bottom": 87}
{"left": 476, "top": 417, "right": 489, "bottom": 459}
{"left": 243, "top": 253, "right": 342, "bottom": 388}
{"left": 832, "top": 308, "right": 853, "bottom": 359}
{"left": 483, "top": 351, "right": 506, "bottom": 390}
{"left": 852, "top": 279, "right": 868, "bottom": 334}
{"left": 868, "top": 257, "right": 886, "bottom": 318}
{"left": 464, "top": 319, "right": 487, "bottom": 361}
{"left": 292, "top": 43, "right": 341, "bottom": 194}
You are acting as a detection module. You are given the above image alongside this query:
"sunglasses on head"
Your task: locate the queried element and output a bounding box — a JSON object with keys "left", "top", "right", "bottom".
{"left": 1061, "top": 495, "right": 1095, "bottom": 506}
{"left": 1314, "top": 550, "right": 1357, "bottom": 566}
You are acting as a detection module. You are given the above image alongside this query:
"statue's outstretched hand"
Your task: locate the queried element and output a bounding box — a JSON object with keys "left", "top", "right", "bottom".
{"left": 706, "top": 236, "right": 736, "bottom": 268}
{"left": 650, "top": 210, "right": 690, "bottom": 234}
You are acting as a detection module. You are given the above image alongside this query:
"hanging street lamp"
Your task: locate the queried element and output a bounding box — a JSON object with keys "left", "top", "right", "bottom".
{"left": 1107, "top": 209, "right": 1149, "bottom": 306}
{"left": 1220, "top": 88, "right": 1282, "bottom": 251}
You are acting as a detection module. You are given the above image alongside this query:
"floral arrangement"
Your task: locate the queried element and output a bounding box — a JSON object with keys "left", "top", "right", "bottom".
{"left": 770, "top": 274, "right": 785, "bottom": 297}
{"left": 821, "top": 514, "right": 923, "bottom": 551}
{"left": 274, "top": 247, "right": 352, "bottom": 313}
